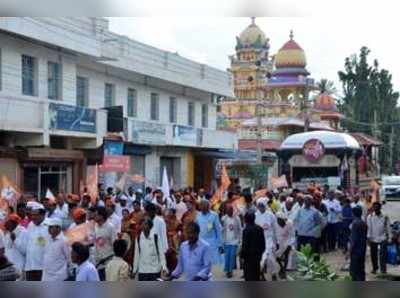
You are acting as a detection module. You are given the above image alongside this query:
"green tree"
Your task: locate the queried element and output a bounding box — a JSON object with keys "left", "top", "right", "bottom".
{"left": 317, "top": 78, "right": 337, "bottom": 95}
{"left": 338, "top": 47, "right": 400, "bottom": 174}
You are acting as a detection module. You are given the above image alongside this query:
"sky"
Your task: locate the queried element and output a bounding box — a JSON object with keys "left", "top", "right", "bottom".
{"left": 108, "top": 17, "right": 400, "bottom": 94}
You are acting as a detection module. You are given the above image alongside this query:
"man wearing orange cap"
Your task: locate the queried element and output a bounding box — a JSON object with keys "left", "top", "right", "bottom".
{"left": 4, "top": 214, "right": 26, "bottom": 275}
{"left": 70, "top": 208, "right": 87, "bottom": 229}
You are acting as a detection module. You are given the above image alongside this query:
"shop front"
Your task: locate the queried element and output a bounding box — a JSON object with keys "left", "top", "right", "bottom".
{"left": 20, "top": 148, "right": 84, "bottom": 198}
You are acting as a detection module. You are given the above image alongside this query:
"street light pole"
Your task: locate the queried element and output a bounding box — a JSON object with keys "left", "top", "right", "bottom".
{"left": 256, "top": 87, "right": 265, "bottom": 165}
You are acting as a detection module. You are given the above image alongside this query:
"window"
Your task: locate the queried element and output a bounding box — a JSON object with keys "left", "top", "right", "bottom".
{"left": 201, "top": 104, "right": 208, "bottom": 128}
{"left": 48, "top": 62, "right": 62, "bottom": 100}
{"left": 169, "top": 97, "right": 177, "bottom": 123}
{"left": 76, "top": 76, "right": 89, "bottom": 107}
{"left": 150, "top": 93, "right": 159, "bottom": 121}
{"left": 188, "top": 102, "right": 195, "bottom": 126}
{"left": 127, "top": 88, "right": 137, "bottom": 117}
{"left": 22, "top": 55, "right": 36, "bottom": 96}
{"left": 104, "top": 83, "right": 115, "bottom": 107}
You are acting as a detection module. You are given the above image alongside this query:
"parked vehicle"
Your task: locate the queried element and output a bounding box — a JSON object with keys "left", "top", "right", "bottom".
{"left": 383, "top": 176, "right": 400, "bottom": 199}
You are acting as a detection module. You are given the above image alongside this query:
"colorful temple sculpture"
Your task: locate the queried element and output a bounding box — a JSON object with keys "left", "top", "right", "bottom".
{"left": 218, "top": 19, "right": 345, "bottom": 176}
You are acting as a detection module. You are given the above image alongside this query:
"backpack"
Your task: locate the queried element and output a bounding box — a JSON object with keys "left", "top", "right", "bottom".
{"left": 137, "top": 232, "right": 161, "bottom": 263}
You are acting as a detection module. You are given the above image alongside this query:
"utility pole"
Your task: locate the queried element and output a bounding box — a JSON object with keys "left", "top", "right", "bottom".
{"left": 373, "top": 110, "right": 379, "bottom": 140}
{"left": 256, "top": 88, "right": 264, "bottom": 165}
{"left": 389, "top": 125, "right": 394, "bottom": 174}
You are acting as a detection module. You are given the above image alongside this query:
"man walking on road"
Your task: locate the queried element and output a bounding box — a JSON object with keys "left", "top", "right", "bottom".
{"left": 240, "top": 212, "right": 265, "bottom": 281}
{"left": 367, "top": 202, "right": 390, "bottom": 274}
{"left": 350, "top": 206, "right": 367, "bottom": 281}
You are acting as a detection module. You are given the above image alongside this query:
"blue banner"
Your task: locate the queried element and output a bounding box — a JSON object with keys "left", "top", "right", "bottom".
{"left": 104, "top": 141, "right": 124, "bottom": 156}
{"left": 49, "top": 103, "right": 96, "bottom": 133}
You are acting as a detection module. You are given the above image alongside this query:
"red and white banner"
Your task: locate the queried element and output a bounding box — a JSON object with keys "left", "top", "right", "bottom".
{"left": 99, "top": 155, "right": 130, "bottom": 173}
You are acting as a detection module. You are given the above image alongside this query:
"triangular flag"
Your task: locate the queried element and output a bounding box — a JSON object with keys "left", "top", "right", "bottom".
{"left": 115, "top": 173, "right": 127, "bottom": 191}
{"left": 161, "top": 167, "right": 170, "bottom": 199}
{"left": 221, "top": 165, "right": 231, "bottom": 190}
{"left": 45, "top": 188, "right": 56, "bottom": 204}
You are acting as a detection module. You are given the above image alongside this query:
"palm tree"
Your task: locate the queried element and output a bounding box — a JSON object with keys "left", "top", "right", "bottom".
{"left": 318, "top": 78, "right": 337, "bottom": 95}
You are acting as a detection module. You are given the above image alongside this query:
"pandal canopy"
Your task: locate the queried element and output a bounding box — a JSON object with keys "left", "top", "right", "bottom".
{"left": 280, "top": 131, "right": 361, "bottom": 150}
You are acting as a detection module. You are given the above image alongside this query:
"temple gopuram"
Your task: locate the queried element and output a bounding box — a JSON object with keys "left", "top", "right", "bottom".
{"left": 217, "top": 18, "right": 381, "bottom": 189}
{"left": 218, "top": 19, "right": 339, "bottom": 167}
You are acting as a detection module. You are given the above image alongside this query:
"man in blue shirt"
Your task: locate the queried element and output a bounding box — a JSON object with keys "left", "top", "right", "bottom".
{"left": 294, "top": 196, "right": 322, "bottom": 253}
{"left": 168, "top": 222, "right": 212, "bottom": 281}
{"left": 196, "top": 199, "right": 223, "bottom": 265}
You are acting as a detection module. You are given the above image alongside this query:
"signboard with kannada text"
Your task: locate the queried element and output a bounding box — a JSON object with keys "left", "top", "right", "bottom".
{"left": 131, "top": 120, "right": 166, "bottom": 145}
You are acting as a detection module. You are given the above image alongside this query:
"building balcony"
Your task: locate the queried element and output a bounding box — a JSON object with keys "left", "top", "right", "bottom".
{"left": 0, "top": 94, "right": 107, "bottom": 148}
{"left": 126, "top": 118, "right": 237, "bottom": 150}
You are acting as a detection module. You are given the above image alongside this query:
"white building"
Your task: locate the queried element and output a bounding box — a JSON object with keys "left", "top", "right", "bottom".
{"left": 0, "top": 17, "right": 237, "bottom": 197}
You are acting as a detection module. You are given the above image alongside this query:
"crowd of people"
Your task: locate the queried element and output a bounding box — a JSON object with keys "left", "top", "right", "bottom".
{"left": 0, "top": 182, "right": 392, "bottom": 281}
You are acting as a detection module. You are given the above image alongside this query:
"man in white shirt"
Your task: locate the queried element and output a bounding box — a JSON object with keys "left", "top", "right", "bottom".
{"left": 94, "top": 207, "right": 117, "bottom": 281}
{"left": 145, "top": 203, "right": 169, "bottom": 254}
{"left": 174, "top": 192, "right": 187, "bottom": 222}
{"left": 133, "top": 218, "right": 167, "bottom": 281}
{"left": 106, "top": 204, "right": 122, "bottom": 233}
{"left": 115, "top": 195, "right": 132, "bottom": 218}
{"left": 255, "top": 201, "right": 279, "bottom": 278}
{"left": 275, "top": 212, "right": 296, "bottom": 278}
{"left": 23, "top": 203, "right": 48, "bottom": 281}
{"left": 221, "top": 205, "right": 242, "bottom": 278}
{"left": 55, "top": 192, "right": 69, "bottom": 228}
{"left": 42, "top": 218, "right": 70, "bottom": 281}
{"left": 71, "top": 242, "right": 100, "bottom": 282}
{"left": 4, "top": 214, "right": 26, "bottom": 274}
{"left": 367, "top": 202, "right": 390, "bottom": 274}
{"left": 323, "top": 191, "right": 342, "bottom": 251}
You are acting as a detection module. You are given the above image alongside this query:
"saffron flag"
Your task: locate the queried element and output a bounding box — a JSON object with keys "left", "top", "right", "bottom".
{"left": 65, "top": 222, "right": 94, "bottom": 246}
{"left": 211, "top": 166, "right": 231, "bottom": 211}
{"left": 221, "top": 165, "right": 231, "bottom": 190}
{"left": 0, "top": 197, "right": 9, "bottom": 231}
{"left": 87, "top": 165, "right": 98, "bottom": 205}
{"left": 0, "top": 175, "right": 21, "bottom": 207}
{"left": 370, "top": 180, "right": 380, "bottom": 203}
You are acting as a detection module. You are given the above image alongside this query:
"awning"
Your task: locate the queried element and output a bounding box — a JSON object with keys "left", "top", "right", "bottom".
{"left": 123, "top": 143, "right": 153, "bottom": 155}
{"left": 280, "top": 131, "right": 361, "bottom": 150}
{"left": 193, "top": 149, "right": 257, "bottom": 160}
{"left": 349, "top": 133, "right": 382, "bottom": 147}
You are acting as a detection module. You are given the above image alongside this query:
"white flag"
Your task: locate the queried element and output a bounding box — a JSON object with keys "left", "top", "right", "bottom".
{"left": 45, "top": 188, "right": 56, "bottom": 203}
{"left": 161, "top": 167, "right": 170, "bottom": 199}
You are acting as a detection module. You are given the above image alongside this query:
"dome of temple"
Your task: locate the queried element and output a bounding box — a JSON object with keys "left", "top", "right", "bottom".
{"left": 314, "top": 93, "right": 338, "bottom": 111}
{"left": 238, "top": 18, "right": 267, "bottom": 46}
{"left": 275, "top": 30, "right": 307, "bottom": 68}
